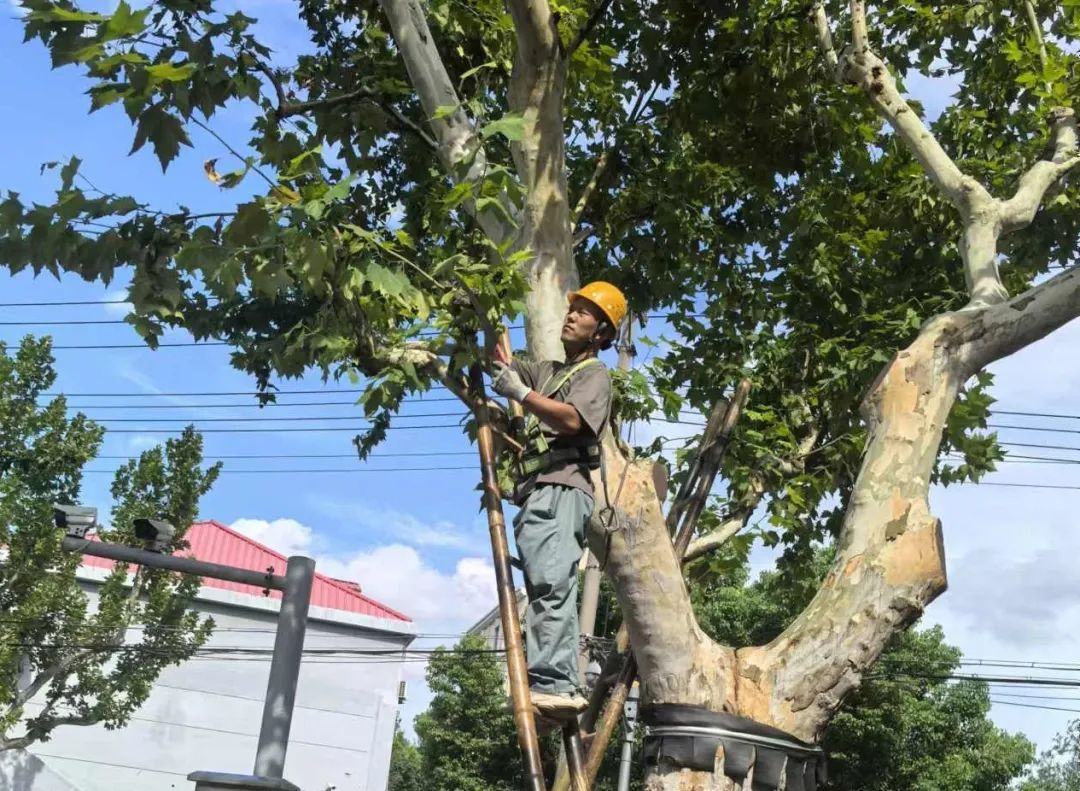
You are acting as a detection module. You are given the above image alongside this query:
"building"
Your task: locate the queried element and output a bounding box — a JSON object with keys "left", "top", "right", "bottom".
{"left": 1, "top": 520, "right": 415, "bottom": 791}
{"left": 466, "top": 589, "right": 526, "bottom": 692}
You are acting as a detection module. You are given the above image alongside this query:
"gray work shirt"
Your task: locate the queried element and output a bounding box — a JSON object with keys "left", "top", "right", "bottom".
{"left": 512, "top": 357, "right": 612, "bottom": 503}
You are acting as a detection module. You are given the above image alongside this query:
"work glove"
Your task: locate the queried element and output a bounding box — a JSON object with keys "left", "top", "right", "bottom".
{"left": 490, "top": 360, "right": 532, "bottom": 403}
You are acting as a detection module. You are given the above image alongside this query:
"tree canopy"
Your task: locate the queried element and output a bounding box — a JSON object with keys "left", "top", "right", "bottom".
{"left": 0, "top": 336, "right": 220, "bottom": 750}
{"left": 6, "top": 0, "right": 1075, "bottom": 503}
{"left": 5, "top": 0, "right": 1080, "bottom": 780}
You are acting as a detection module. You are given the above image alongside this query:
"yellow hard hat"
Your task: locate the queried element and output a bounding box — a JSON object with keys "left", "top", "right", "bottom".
{"left": 568, "top": 281, "right": 627, "bottom": 329}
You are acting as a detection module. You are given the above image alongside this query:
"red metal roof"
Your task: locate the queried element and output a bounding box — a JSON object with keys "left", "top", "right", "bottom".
{"left": 79, "top": 520, "right": 411, "bottom": 623}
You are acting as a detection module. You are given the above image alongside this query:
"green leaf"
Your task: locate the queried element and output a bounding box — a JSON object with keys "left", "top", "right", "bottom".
{"left": 225, "top": 202, "right": 271, "bottom": 245}
{"left": 430, "top": 104, "right": 460, "bottom": 121}
{"left": 146, "top": 62, "right": 197, "bottom": 83}
{"left": 367, "top": 262, "right": 408, "bottom": 298}
{"left": 325, "top": 174, "right": 356, "bottom": 203}
{"left": 459, "top": 60, "right": 497, "bottom": 82}
{"left": 480, "top": 112, "right": 526, "bottom": 142}
{"left": 30, "top": 6, "right": 106, "bottom": 23}
{"left": 103, "top": 1, "right": 149, "bottom": 39}
{"left": 130, "top": 105, "right": 190, "bottom": 171}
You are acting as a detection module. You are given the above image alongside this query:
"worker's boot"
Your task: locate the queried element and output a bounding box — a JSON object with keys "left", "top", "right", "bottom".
{"left": 504, "top": 691, "right": 588, "bottom": 719}
{"left": 529, "top": 691, "right": 589, "bottom": 720}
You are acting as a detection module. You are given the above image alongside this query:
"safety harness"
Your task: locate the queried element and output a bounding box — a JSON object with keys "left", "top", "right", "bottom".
{"left": 516, "top": 357, "right": 603, "bottom": 481}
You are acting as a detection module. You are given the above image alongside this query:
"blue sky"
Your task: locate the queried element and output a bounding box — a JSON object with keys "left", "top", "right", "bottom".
{"left": 4, "top": 0, "right": 1080, "bottom": 759}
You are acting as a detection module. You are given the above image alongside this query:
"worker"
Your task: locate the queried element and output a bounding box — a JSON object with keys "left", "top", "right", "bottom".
{"left": 489, "top": 281, "right": 627, "bottom": 720}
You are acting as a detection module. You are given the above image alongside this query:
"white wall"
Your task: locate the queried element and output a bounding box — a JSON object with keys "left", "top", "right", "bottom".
{"left": 7, "top": 581, "right": 413, "bottom": 791}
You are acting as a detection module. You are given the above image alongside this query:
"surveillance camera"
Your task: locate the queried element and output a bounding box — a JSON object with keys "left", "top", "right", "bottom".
{"left": 53, "top": 504, "right": 98, "bottom": 539}
{"left": 133, "top": 518, "right": 176, "bottom": 553}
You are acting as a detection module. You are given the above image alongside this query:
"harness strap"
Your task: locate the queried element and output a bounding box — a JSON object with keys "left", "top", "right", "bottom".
{"left": 519, "top": 357, "right": 602, "bottom": 476}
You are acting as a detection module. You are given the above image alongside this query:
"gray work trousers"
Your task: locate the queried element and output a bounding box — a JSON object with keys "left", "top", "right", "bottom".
{"left": 513, "top": 483, "right": 593, "bottom": 695}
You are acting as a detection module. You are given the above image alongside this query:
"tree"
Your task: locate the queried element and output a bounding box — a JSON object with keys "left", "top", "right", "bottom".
{"left": 403, "top": 561, "right": 1033, "bottom": 791}
{"left": 4, "top": 0, "right": 1080, "bottom": 787}
{"left": 0, "top": 336, "right": 220, "bottom": 750}
{"left": 691, "top": 558, "right": 1034, "bottom": 791}
{"left": 1022, "top": 721, "right": 1080, "bottom": 791}
{"left": 387, "top": 719, "right": 424, "bottom": 791}
{"left": 412, "top": 634, "right": 559, "bottom": 791}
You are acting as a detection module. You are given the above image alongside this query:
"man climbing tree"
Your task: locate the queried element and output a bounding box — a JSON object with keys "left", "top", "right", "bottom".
{"left": 489, "top": 282, "right": 626, "bottom": 721}
{"left": 5, "top": 0, "right": 1080, "bottom": 788}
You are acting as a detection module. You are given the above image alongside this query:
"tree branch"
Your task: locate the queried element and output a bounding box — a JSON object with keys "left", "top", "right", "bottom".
{"left": 1000, "top": 108, "right": 1080, "bottom": 233}
{"left": 2, "top": 707, "right": 99, "bottom": 751}
{"left": 961, "top": 263, "right": 1080, "bottom": 372}
{"left": 850, "top": 0, "right": 869, "bottom": 62}
{"left": 818, "top": 3, "right": 990, "bottom": 216}
{"left": 817, "top": 3, "right": 1008, "bottom": 305}
{"left": 1023, "top": 0, "right": 1049, "bottom": 73}
{"left": 570, "top": 81, "right": 656, "bottom": 231}
{"left": 191, "top": 118, "right": 277, "bottom": 190}
{"left": 810, "top": 2, "right": 839, "bottom": 73}
{"left": 683, "top": 507, "right": 755, "bottom": 562}
{"left": 378, "top": 0, "right": 515, "bottom": 245}
{"left": 571, "top": 148, "right": 611, "bottom": 232}
{"left": 507, "top": 0, "right": 559, "bottom": 58}
{"left": 255, "top": 62, "right": 438, "bottom": 151}
{"left": 567, "top": 0, "right": 615, "bottom": 58}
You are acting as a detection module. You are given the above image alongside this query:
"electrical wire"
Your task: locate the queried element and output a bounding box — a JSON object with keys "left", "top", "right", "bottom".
{"left": 87, "top": 412, "right": 462, "bottom": 423}
{"left": 82, "top": 466, "right": 476, "bottom": 474}
{"left": 100, "top": 424, "right": 461, "bottom": 434}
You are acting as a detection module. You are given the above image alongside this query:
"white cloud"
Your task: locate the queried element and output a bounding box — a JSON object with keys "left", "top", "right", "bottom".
{"left": 230, "top": 517, "right": 315, "bottom": 558}
{"left": 317, "top": 545, "right": 496, "bottom": 627}
{"left": 313, "top": 498, "right": 487, "bottom": 552}
{"left": 227, "top": 516, "right": 495, "bottom": 629}
{"left": 103, "top": 288, "right": 133, "bottom": 317}
{"left": 125, "top": 434, "right": 159, "bottom": 452}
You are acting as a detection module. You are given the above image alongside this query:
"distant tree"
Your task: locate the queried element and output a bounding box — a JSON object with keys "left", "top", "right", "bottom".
{"left": 387, "top": 718, "right": 424, "bottom": 791}
{"left": 0, "top": 336, "right": 220, "bottom": 750}
{"left": 413, "top": 633, "right": 559, "bottom": 791}
{"left": 1022, "top": 720, "right": 1080, "bottom": 791}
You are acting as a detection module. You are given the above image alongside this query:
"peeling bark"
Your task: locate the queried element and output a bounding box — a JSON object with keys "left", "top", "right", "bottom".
{"left": 587, "top": 437, "right": 735, "bottom": 712}
{"left": 507, "top": 0, "right": 578, "bottom": 361}
{"left": 378, "top": 0, "right": 515, "bottom": 247}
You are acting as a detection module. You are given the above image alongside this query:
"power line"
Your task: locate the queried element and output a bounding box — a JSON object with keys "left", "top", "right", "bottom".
{"left": 990, "top": 698, "right": 1080, "bottom": 714}
{"left": 96, "top": 451, "right": 473, "bottom": 460}
{"left": 0, "top": 319, "right": 127, "bottom": 325}
{"left": 101, "top": 424, "right": 460, "bottom": 434}
{"left": 995, "top": 409, "right": 1080, "bottom": 421}
{"left": 29, "top": 753, "right": 187, "bottom": 778}
{"left": 990, "top": 423, "right": 1080, "bottom": 436}
{"left": 0, "top": 298, "right": 129, "bottom": 307}
{"left": 64, "top": 398, "right": 460, "bottom": 410}
{"left": 45, "top": 388, "right": 371, "bottom": 397}
{"left": 3, "top": 341, "right": 230, "bottom": 351}
{"left": 87, "top": 412, "right": 462, "bottom": 424}
{"left": 981, "top": 482, "right": 1080, "bottom": 491}
{"left": 83, "top": 466, "right": 476, "bottom": 474}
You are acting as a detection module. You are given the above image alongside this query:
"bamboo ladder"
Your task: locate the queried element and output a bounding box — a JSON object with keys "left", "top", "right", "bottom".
{"left": 469, "top": 332, "right": 589, "bottom": 791}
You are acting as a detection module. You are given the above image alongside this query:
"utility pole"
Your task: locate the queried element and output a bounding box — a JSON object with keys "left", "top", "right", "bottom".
{"left": 53, "top": 506, "right": 316, "bottom": 791}
{"left": 577, "top": 317, "right": 636, "bottom": 684}
{"left": 617, "top": 683, "right": 640, "bottom": 791}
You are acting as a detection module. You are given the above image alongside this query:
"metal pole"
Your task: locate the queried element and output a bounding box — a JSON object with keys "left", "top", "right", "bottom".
{"left": 617, "top": 685, "right": 640, "bottom": 791}
{"left": 562, "top": 723, "right": 587, "bottom": 791}
{"left": 254, "top": 556, "right": 316, "bottom": 778}
{"left": 61, "top": 536, "right": 287, "bottom": 590}
{"left": 471, "top": 363, "right": 548, "bottom": 791}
